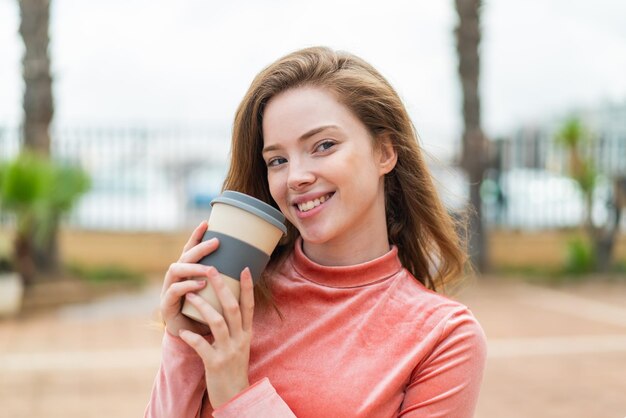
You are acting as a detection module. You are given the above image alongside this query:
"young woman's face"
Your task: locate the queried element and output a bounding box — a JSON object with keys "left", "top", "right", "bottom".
{"left": 261, "top": 86, "right": 395, "bottom": 248}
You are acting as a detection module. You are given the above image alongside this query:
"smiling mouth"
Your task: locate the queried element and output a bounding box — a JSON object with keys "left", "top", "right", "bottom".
{"left": 296, "top": 193, "right": 334, "bottom": 212}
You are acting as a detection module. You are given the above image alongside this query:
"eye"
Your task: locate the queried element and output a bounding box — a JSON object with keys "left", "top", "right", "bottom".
{"left": 267, "top": 156, "right": 288, "bottom": 167}
{"left": 314, "top": 140, "right": 336, "bottom": 153}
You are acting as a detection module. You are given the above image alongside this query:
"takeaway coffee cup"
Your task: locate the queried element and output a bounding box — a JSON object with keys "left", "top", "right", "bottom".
{"left": 181, "top": 190, "right": 287, "bottom": 324}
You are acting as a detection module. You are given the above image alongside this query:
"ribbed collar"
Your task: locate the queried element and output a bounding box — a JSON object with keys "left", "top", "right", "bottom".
{"left": 291, "top": 238, "right": 403, "bottom": 288}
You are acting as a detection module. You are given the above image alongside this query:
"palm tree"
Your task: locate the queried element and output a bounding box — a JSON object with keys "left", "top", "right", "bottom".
{"left": 555, "top": 117, "right": 623, "bottom": 272}
{"left": 16, "top": 0, "right": 57, "bottom": 277}
{"left": 454, "top": 0, "right": 488, "bottom": 271}
{"left": 555, "top": 118, "right": 595, "bottom": 229}
{"left": 0, "top": 153, "right": 90, "bottom": 284}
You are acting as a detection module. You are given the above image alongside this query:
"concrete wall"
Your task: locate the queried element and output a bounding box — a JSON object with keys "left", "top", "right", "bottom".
{"left": 2, "top": 228, "right": 625, "bottom": 274}
{"left": 488, "top": 230, "right": 626, "bottom": 269}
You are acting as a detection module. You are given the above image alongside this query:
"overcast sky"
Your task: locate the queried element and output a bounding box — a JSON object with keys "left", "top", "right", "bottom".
{"left": 1, "top": 0, "right": 625, "bottom": 159}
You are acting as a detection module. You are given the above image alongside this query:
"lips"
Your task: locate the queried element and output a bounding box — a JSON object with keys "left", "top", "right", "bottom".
{"left": 295, "top": 193, "right": 334, "bottom": 212}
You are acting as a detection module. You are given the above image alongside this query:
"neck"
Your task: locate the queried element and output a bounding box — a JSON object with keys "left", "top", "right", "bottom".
{"left": 303, "top": 239, "right": 391, "bottom": 266}
{"left": 301, "top": 209, "right": 391, "bottom": 266}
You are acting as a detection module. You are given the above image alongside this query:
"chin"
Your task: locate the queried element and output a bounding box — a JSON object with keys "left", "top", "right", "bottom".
{"left": 298, "top": 229, "right": 333, "bottom": 246}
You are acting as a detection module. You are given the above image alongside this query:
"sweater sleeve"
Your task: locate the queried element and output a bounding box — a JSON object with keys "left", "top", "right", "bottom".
{"left": 144, "top": 332, "right": 296, "bottom": 418}
{"left": 399, "top": 308, "right": 487, "bottom": 418}
{"left": 211, "top": 377, "right": 297, "bottom": 418}
{"left": 144, "top": 331, "right": 208, "bottom": 418}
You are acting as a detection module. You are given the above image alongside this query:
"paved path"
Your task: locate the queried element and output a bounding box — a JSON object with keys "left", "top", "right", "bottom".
{"left": 461, "top": 278, "right": 626, "bottom": 418}
{"left": 1, "top": 277, "right": 625, "bottom": 418}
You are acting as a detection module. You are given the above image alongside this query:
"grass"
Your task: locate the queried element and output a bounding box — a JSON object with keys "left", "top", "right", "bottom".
{"left": 492, "top": 260, "right": 626, "bottom": 286}
{"left": 66, "top": 263, "right": 146, "bottom": 287}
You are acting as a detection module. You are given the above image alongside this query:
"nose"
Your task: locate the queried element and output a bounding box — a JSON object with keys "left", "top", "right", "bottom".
{"left": 287, "top": 158, "right": 316, "bottom": 191}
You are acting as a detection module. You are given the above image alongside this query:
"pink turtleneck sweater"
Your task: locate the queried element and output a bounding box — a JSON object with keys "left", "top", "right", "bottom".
{"left": 145, "top": 241, "right": 487, "bottom": 418}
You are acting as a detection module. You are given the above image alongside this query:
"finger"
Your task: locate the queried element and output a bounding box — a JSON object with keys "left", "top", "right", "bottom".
{"left": 179, "top": 329, "right": 214, "bottom": 359}
{"left": 179, "top": 237, "right": 220, "bottom": 264}
{"left": 239, "top": 268, "right": 255, "bottom": 332}
{"left": 207, "top": 269, "right": 243, "bottom": 337}
{"left": 161, "top": 263, "right": 214, "bottom": 296}
{"left": 162, "top": 278, "right": 207, "bottom": 311}
{"left": 185, "top": 292, "right": 230, "bottom": 343}
{"left": 181, "top": 220, "right": 209, "bottom": 255}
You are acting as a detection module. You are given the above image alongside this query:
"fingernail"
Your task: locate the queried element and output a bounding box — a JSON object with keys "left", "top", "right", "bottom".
{"left": 195, "top": 279, "right": 206, "bottom": 286}
{"left": 205, "top": 266, "right": 218, "bottom": 276}
{"left": 185, "top": 292, "right": 197, "bottom": 300}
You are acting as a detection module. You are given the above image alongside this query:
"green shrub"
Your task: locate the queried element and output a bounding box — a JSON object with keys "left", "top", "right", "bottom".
{"left": 564, "top": 236, "right": 595, "bottom": 275}
{"left": 67, "top": 263, "right": 145, "bottom": 286}
{"left": 0, "top": 152, "right": 91, "bottom": 281}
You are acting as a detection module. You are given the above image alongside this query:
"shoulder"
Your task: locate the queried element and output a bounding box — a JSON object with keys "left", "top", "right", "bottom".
{"left": 398, "top": 275, "right": 487, "bottom": 416}
{"left": 393, "top": 269, "right": 472, "bottom": 314}
{"left": 394, "top": 269, "right": 486, "bottom": 349}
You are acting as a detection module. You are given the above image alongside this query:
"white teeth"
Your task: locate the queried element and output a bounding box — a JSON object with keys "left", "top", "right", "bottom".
{"left": 297, "top": 194, "right": 332, "bottom": 212}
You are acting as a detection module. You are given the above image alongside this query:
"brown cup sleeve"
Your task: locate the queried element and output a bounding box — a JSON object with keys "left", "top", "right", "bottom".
{"left": 198, "top": 230, "right": 271, "bottom": 284}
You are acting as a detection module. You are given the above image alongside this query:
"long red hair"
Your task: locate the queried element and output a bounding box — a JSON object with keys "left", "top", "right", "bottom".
{"left": 223, "top": 47, "right": 468, "bottom": 305}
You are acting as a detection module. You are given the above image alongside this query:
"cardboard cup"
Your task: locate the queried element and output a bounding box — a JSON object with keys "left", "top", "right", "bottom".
{"left": 181, "top": 191, "right": 287, "bottom": 323}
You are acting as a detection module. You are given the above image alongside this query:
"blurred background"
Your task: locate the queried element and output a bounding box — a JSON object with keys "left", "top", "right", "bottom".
{"left": 0, "top": 1, "right": 625, "bottom": 417}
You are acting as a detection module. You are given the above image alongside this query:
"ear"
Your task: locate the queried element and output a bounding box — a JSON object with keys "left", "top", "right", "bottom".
{"left": 376, "top": 132, "right": 397, "bottom": 175}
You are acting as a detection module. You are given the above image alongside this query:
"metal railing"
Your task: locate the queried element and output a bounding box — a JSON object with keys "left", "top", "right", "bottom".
{"left": 1, "top": 122, "right": 625, "bottom": 232}
{"left": 1, "top": 125, "right": 230, "bottom": 231}
{"left": 483, "top": 123, "right": 626, "bottom": 230}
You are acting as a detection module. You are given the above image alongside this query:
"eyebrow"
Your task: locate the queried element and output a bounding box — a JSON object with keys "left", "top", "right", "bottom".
{"left": 262, "top": 125, "right": 339, "bottom": 155}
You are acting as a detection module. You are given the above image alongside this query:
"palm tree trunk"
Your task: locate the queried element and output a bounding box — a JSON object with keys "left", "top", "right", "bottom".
{"left": 14, "top": 227, "right": 37, "bottom": 286}
{"left": 455, "top": 0, "right": 488, "bottom": 271}
{"left": 18, "top": 0, "right": 56, "bottom": 279}
{"left": 18, "top": 0, "right": 53, "bottom": 155}
{"left": 593, "top": 176, "right": 626, "bottom": 272}
{"left": 34, "top": 215, "right": 61, "bottom": 275}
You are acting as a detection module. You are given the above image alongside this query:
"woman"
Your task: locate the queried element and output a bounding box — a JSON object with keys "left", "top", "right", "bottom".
{"left": 145, "top": 46, "right": 486, "bottom": 418}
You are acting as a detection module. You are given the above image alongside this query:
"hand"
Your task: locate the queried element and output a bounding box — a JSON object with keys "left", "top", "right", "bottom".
{"left": 160, "top": 220, "right": 218, "bottom": 336}
{"left": 179, "top": 266, "right": 255, "bottom": 409}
